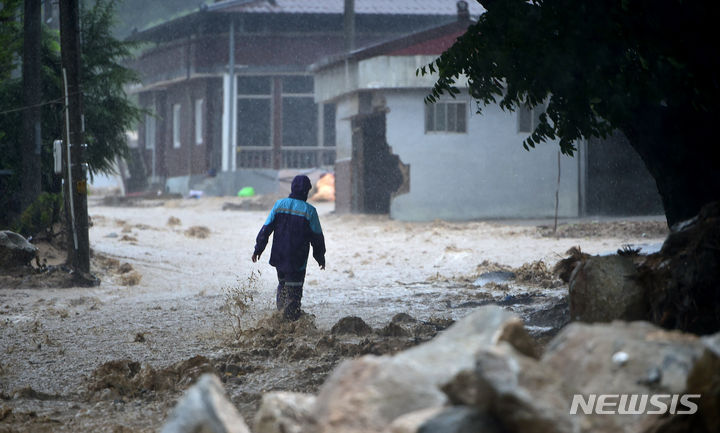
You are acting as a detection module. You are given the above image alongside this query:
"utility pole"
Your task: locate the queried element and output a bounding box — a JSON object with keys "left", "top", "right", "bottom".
{"left": 59, "top": 0, "right": 90, "bottom": 275}
{"left": 21, "top": 0, "right": 42, "bottom": 212}
{"left": 344, "top": 0, "right": 355, "bottom": 52}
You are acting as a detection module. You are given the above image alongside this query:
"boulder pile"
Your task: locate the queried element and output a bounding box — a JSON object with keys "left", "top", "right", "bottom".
{"left": 162, "top": 306, "right": 720, "bottom": 433}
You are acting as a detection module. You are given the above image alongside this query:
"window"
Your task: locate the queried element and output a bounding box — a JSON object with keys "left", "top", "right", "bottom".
{"left": 518, "top": 104, "right": 545, "bottom": 133}
{"left": 195, "top": 99, "right": 204, "bottom": 145}
{"left": 144, "top": 113, "right": 155, "bottom": 150}
{"left": 237, "top": 99, "right": 271, "bottom": 147}
{"left": 172, "top": 104, "right": 181, "bottom": 148}
{"left": 425, "top": 102, "right": 467, "bottom": 133}
{"left": 237, "top": 76, "right": 271, "bottom": 95}
{"left": 282, "top": 97, "right": 317, "bottom": 147}
{"left": 281, "top": 75, "right": 317, "bottom": 147}
{"left": 237, "top": 76, "right": 272, "bottom": 147}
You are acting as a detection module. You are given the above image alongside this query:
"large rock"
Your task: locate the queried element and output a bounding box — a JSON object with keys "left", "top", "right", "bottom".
{"left": 392, "top": 306, "right": 517, "bottom": 385}
{"left": 542, "top": 321, "right": 714, "bottom": 433}
{"left": 308, "top": 306, "right": 519, "bottom": 433}
{"left": 443, "top": 343, "right": 576, "bottom": 433}
{"left": 307, "top": 355, "right": 447, "bottom": 433}
{"left": 254, "top": 391, "right": 316, "bottom": 433}
{"left": 647, "top": 331, "right": 720, "bottom": 433}
{"left": 0, "top": 230, "right": 37, "bottom": 269}
{"left": 160, "top": 373, "right": 250, "bottom": 433}
{"left": 568, "top": 255, "right": 646, "bottom": 323}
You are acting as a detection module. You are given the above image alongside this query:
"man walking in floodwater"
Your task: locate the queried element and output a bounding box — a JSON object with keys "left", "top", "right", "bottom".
{"left": 252, "top": 175, "right": 326, "bottom": 320}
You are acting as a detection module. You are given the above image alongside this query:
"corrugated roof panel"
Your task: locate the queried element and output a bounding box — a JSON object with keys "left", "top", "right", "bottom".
{"left": 215, "top": 0, "right": 485, "bottom": 15}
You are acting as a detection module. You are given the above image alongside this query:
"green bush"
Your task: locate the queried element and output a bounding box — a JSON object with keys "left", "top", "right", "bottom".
{"left": 13, "top": 192, "right": 62, "bottom": 238}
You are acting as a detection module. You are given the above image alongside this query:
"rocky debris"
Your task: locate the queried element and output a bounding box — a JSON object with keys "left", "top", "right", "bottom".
{"left": 87, "top": 355, "right": 217, "bottom": 400}
{"left": 308, "top": 355, "right": 447, "bottom": 433}
{"left": 0, "top": 230, "right": 37, "bottom": 270}
{"left": 167, "top": 216, "right": 182, "bottom": 226}
{"left": 330, "top": 316, "right": 373, "bottom": 336}
{"left": 542, "top": 321, "right": 718, "bottom": 433}
{"left": 185, "top": 226, "right": 211, "bottom": 239}
{"left": 160, "top": 373, "right": 250, "bottom": 433}
{"left": 392, "top": 307, "right": 515, "bottom": 386}
{"left": 254, "top": 391, "right": 316, "bottom": 433}
{"left": 444, "top": 343, "right": 575, "bottom": 433}
{"left": 306, "top": 307, "right": 517, "bottom": 433}
{"left": 569, "top": 255, "right": 647, "bottom": 323}
{"left": 239, "top": 305, "right": 720, "bottom": 433}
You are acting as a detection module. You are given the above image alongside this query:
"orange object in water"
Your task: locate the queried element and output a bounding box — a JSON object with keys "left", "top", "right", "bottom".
{"left": 310, "top": 173, "right": 335, "bottom": 202}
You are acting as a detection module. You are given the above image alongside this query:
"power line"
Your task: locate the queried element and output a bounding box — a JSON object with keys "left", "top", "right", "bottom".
{"left": 0, "top": 91, "right": 81, "bottom": 116}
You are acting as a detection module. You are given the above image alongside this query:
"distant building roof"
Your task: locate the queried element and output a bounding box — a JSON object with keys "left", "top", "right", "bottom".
{"left": 311, "top": 17, "right": 470, "bottom": 71}
{"left": 209, "top": 0, "right": 484, "bottom": 16}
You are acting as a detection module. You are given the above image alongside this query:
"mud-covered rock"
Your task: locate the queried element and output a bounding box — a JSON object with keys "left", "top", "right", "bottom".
{"left": 542, "top": 321, "right": 710, "bottom": 433}
{"left": 254, "top": 391, "right": 316, "bottom": 433}
{"left": 330, "top": 316, "right": 373, "bottom": 336}
{"left": 379, "top": 322, "right": 412, "bottom": 338}
{"left": 568, "top": 255, "right": 647, "bottom": 323}
{"left": 160, "top": 373, "right": 250, "bottom": 433}
{"left": 0, "top": 230, "right": 37, "bottom": 270}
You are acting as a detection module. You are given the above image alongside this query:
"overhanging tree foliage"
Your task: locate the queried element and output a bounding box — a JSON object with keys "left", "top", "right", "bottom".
{"left": 0, "top": 0, "right": 143, "bottom": 230}
{"left": 422, "top": 0, "right": 720, "bottom": 226}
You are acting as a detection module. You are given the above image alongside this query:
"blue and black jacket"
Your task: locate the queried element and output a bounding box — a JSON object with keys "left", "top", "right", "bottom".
{"left": 254, "top": 176, "right": 326, "bottom": 273}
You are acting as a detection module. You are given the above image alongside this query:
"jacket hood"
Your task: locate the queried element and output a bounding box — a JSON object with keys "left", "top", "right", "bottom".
{"left": 289, "top": 175, "right": 312, "bottom": 201}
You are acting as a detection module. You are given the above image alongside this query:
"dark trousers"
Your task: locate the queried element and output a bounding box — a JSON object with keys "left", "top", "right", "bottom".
{"left": 276, "top": 269, "right": 305, "bottom": 321}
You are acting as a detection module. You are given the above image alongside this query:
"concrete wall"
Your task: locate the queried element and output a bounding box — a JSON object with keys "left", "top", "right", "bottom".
{"left": 384, "top": 90, "right": 581, "bottom": 221}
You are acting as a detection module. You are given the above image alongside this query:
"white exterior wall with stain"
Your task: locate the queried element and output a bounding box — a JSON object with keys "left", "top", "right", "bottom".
{"left": 384, "top": 89, "right": 581, "bottom": 221}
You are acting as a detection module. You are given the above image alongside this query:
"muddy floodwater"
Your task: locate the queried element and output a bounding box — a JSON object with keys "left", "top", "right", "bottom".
{"left": 0, "top": 196, "right": 668, "bottom": 432}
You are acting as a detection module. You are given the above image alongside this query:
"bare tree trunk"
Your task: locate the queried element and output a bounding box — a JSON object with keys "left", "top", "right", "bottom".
{"left": 21, "top": 0, "right": 42, "bottom": 212}
{"left": 623, "top": 106, "right": 720, "bottom": 228}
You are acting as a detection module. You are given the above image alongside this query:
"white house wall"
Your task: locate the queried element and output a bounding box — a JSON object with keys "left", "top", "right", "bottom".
{"left": 385, "top": 90, "right": 581, "bottom": 221}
